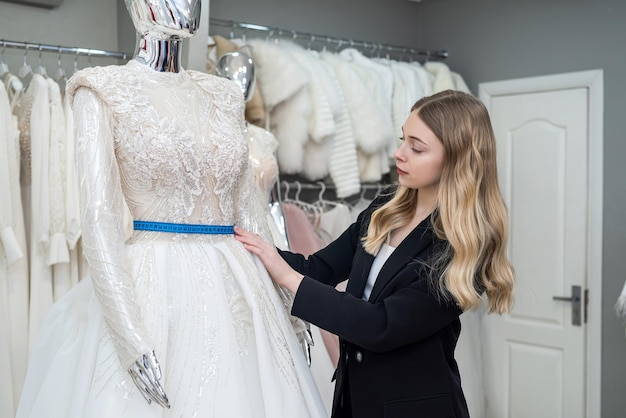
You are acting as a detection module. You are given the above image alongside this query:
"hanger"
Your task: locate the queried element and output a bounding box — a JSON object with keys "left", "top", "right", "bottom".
{"left": 306, "top": 34, "right": 315, "bottom": 51}
{"left": 359, "top": 185, "right": 368, "bottom": 201}
{"left": 54, "top": 47, "right": 67, "bottom": 93}
{"left": 313, "top": 181, "right": 339, "bottom": 214}
{"left": 0, "top": 41, "right": 9, "bottom": 79}
{"left": 335, "top": 39, "right": 343, "bottom": 53}
{"left": 281, "top": 180, "right": 290, "bottom": 201}
{"left": 274, "top": 29, "right": 284, "bottom": 45}
{"left": 342, "top": 184, "right": 370, "bottom": 210}
{"left": 53, "top": 47, "right": 65, "bottom": 80}
{"left": 283, "top": 180, "right": 318, "bottom": 219}
{"left": 294, "top": 181, "right": 302, "bottom": 203}
{"left": 283, "top": 180, "right": 299, "bottom": 205}
{"left": 316, "top": 181, "right": 326, "bottom": 202}
{"left": 72, "top": 52, "right": 79, "bottom": 75}
{"left": 33, "top": 46, "right": 47, "bottom": 77}
{"left": 294, "top": 181, "right": 313, "bottom": 210}
{"left": 18, "top": 45, "right": 33, "bottom": 88}
{"left": 0, "top": 42, "right": 23, "bottom": 107}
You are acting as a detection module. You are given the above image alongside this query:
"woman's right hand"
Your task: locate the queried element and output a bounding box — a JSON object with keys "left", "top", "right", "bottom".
{"left": 128, "top": 350, "right": 170, "bottom": 409}
{"left": 234, "top": 226, "right": 304, "bottom": 294}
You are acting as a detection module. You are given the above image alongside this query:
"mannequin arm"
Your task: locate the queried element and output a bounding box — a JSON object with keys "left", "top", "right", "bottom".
{"left": 73, "top": 88, "right": 168, "bottom": 406}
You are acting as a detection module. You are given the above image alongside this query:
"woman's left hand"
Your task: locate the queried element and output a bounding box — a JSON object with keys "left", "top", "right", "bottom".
{"left": 234, "top": 226, "right": 304, "bottom": 294}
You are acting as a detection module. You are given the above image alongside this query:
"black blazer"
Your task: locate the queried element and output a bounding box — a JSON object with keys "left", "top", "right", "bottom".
{"left": 281, "top": 190, "right": 470, "bottom": 418}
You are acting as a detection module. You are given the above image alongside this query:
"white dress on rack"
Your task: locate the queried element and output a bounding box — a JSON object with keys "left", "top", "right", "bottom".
{"left": 0, "top": 80, "right": 15, "bottom": 418}
{"left": 1, "top": 75, "right": 29, "bottom": 418}
{"left": 16, "top": 73, "right": 54, "bottom": 351}
{"left": 0, "top": 79, "right": 24, "bottom": 418}
{"left": 15, "top": 60, "right": 327, "bottom": 418}
{"left": 62, "top": 92, "right": 82, "bottom": 290}
{"left": 46, "top": 78, "right": 72, "bottom": 301}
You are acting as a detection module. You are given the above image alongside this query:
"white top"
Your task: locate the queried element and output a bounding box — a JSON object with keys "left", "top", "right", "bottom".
{"left": 362, "top": 243, "right": 395, "bottom": 300}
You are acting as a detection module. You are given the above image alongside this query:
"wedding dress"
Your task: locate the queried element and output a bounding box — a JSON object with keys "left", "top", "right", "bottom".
{"left": 15, "top": 60, "right": 327, "bottom": 418}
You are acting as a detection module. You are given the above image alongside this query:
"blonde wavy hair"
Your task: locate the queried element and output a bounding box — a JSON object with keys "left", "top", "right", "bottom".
{"left": 363, "top": 90, "right": 514, "bottom": 314}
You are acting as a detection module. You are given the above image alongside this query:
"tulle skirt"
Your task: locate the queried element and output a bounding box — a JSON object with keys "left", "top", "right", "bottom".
{"left": 16, "top": 237, "right": 327, "bottom": 418}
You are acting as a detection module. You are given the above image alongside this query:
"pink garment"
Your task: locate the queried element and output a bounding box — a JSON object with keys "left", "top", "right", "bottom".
{"left": 283, "top": 203, "right": 324, "bottom": 256}
{"left": 283, "top": 202, "right": 340, "bottom": 367}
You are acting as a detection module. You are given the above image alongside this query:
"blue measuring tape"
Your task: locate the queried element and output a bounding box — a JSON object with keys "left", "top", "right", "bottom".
{"left": 133, "top": 221, "right": 235, "bottom": 235}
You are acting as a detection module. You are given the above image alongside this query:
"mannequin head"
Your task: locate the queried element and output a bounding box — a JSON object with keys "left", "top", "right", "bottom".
{"left": 125, "top": 0, "right": 201, "bottom": 39}
{"left": 215, "top": 51, "right": 256, "bottom": 103}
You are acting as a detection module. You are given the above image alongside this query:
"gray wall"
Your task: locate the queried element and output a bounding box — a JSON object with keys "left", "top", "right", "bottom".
{"left": 0, "top": 0, "right": 122, "bottom": 73}
{"left": 209, "top": 0, "right": 425, "bottom": 52}
{"left": 116, "top": 0, "right": 135, "bottom": 55}
{"left": 415, "top": 1, "right": 626, "bottom": 416}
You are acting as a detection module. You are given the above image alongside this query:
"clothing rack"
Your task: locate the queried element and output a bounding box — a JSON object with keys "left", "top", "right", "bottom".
{"left": 281, "top": 180, "right": 387, "bottom": 192}
{"left": 1, "top": 39, "right": 131, "bottom": 60}
{"left": 279, "top": 178, "right": 393, "bottom": 205}
{"left": 209, "top": 17, "right": 448, "bottom": 60}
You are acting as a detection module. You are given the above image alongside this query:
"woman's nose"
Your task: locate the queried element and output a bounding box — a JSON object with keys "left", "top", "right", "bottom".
{"left": 393, "top": 145, "right": 405, "bottom": 161}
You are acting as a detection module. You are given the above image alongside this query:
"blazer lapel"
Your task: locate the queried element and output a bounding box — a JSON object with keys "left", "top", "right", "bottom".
{"left": 345, "top": 249, "right": 375, "bottom": 298}
{"left": 367, "top": 221, "right": 434, "bottom": 302}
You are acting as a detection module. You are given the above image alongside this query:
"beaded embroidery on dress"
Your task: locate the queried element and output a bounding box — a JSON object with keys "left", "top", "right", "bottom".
{"left": 15, "top": 60, "right": 327, "bottom": 418}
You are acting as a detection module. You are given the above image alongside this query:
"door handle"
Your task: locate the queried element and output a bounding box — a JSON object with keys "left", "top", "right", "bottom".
{"left": 552, "top": 285, "right": 582, "bottom": 326}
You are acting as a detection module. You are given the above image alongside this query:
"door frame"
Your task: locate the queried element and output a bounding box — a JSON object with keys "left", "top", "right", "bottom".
{"left": 479, "top": 69, "right": 603, "bottom": 418}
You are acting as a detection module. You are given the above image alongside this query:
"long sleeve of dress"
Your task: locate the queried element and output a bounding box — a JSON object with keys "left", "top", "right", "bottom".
{"left": 46, "top": 79, "right": 70, "bottom": 266}
{"left": 233, "top": 127, "right": 273, "bottom": 244}
{"left": 63, "top": 94, "right": 81, "bottom": 250}
{"left": 72, "top": 87, "right": 151, "bottom": 370}
{"left": 0, "top": 85, "right": 23, "bottom": 265}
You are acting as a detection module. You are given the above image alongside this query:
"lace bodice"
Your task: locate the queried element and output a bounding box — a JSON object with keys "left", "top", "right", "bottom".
{"left": 67, "top": 60, "right": 266, "bottom": 230}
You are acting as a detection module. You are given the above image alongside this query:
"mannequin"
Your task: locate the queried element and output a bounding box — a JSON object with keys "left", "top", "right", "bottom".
{"left": 15, "top": 1, "right": 327, "bottom": 417}
{"left": 123, "top": 0, "right": 200, "bottom": 407}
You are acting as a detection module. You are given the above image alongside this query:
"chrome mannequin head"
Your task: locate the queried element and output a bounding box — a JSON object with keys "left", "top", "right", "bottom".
{"left": 125, "top": 0, "right": 201, "bottom": 72}
{"left": 125, "top": 0, "right": 201, "bottom": 39}
{"left": 215, "top": 51, "right": 256, "bottom": 103}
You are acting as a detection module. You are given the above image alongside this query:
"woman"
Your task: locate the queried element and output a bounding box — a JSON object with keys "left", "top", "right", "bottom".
{"left": 15, "top": 0, "right": 326, "bottom": 417}
{"left": 235, "top": 90, "right": 515, "bottom": 418}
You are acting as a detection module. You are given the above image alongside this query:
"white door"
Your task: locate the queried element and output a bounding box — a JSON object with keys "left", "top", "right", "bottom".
{"left": 479, "top": 71, "right": 603, "bottom": 418}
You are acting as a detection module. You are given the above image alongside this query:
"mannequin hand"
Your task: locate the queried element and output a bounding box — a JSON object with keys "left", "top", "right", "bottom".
{"left": 275, "top": 280, "right": 314, "bottom": 365}
{"left": 234, "top": 226, "right": 304, "bottom": 293}
{"left": 128, "top": 350, "right": 171, "bottom": 409}
{"left": 297, "top": 326, "right": 315, "bottom": 367}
